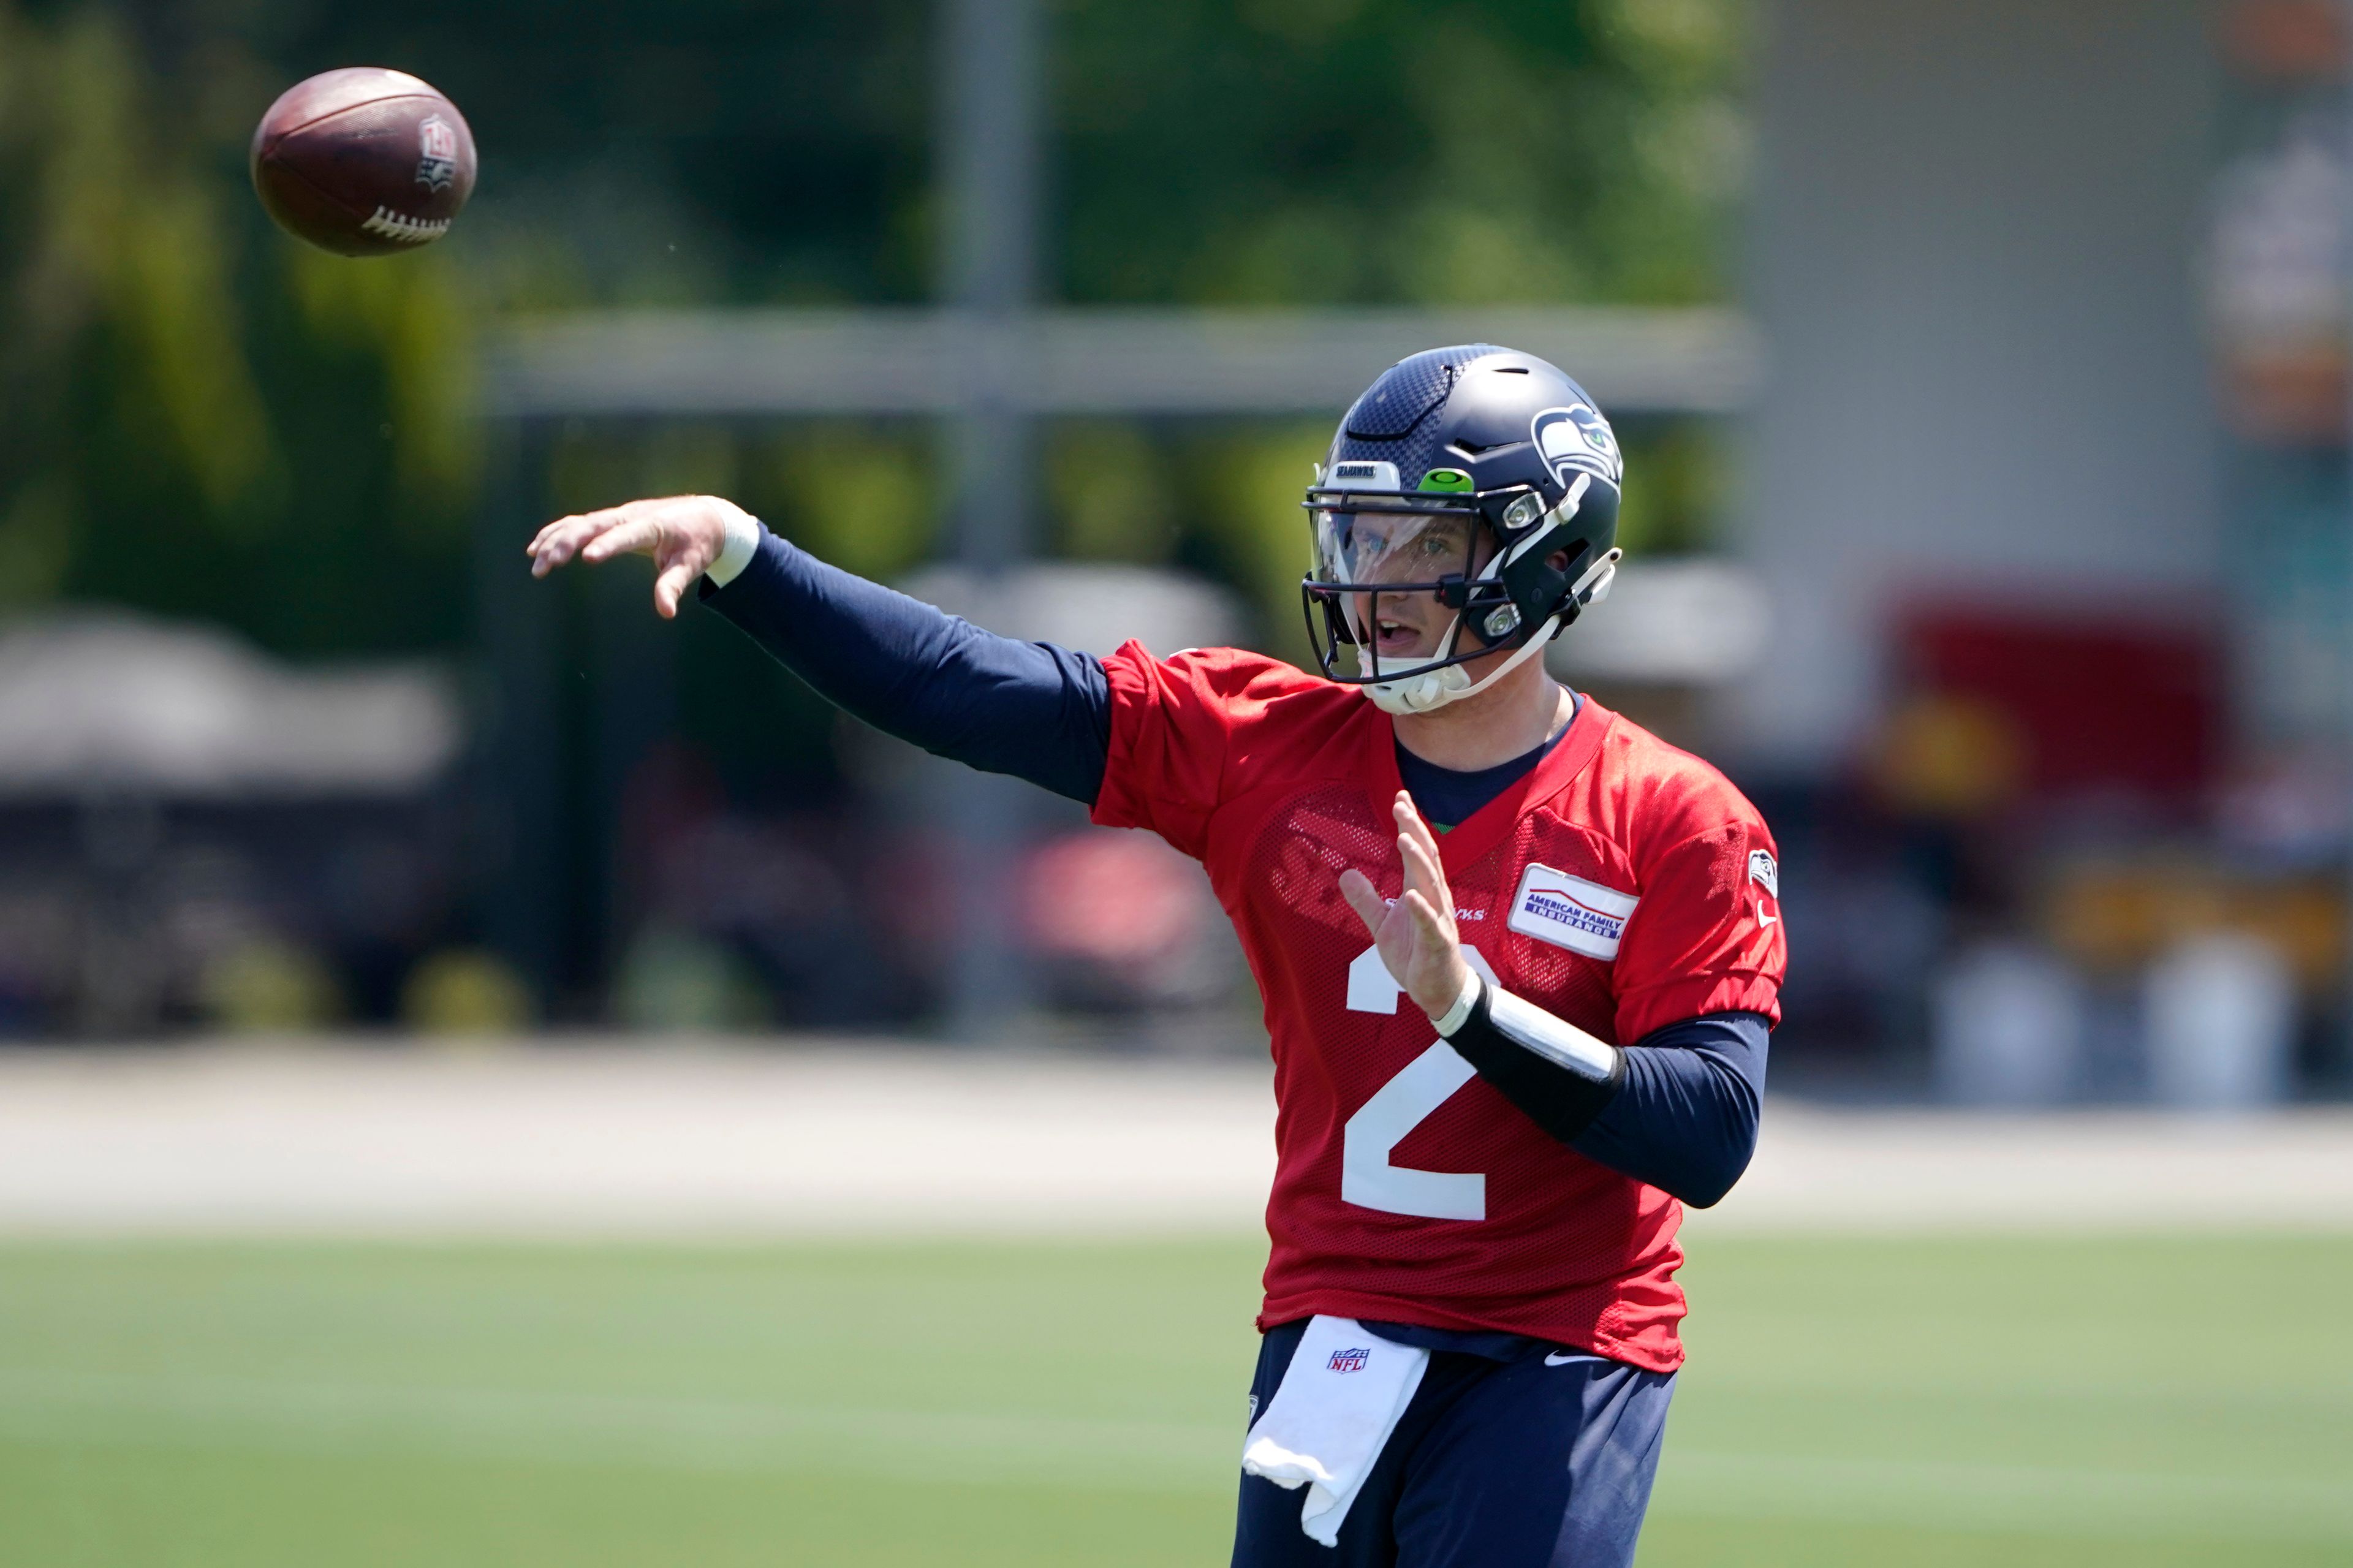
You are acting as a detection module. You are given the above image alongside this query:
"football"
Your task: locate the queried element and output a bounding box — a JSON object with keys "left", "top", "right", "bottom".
{"left": 249, "top": 67, "right": 476, "bottom": 257}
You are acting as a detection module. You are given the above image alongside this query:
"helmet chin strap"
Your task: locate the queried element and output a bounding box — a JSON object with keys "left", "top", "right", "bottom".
{"left": 1354, "top": 547, "right": 1623, "bottom": 717}
{"left": 1358, "top": 619, "right": 1556, "bottom": 714}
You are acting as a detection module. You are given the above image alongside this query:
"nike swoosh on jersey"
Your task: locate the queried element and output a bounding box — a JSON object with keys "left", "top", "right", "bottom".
{"left": 1544, "top": 1351, "right": 1589, "bottom": 1366}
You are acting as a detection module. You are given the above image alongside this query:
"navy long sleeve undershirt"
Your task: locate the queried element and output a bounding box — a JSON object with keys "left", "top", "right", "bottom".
{"left": 1580, "top": 1013, "right": 1767, "bottom": 1208}
{"left": 703, "top": 528, "right": 1766, "bottom": 1208}
{"left": 702, "top": 530, "right": 1112, "bottom": 804}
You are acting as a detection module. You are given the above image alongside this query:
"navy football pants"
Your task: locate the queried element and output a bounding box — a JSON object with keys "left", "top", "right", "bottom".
{"left": 1231, "top": 1320, "right": 1675, "bottom": 1568}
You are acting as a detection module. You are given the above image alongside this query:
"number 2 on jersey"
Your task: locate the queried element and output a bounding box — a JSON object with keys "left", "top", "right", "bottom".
{"left": 1341, "top": 943, "right": 1500, "bottom": 1221}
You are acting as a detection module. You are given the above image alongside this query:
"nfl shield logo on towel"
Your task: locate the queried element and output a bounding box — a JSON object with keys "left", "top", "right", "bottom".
{"left": 1326, "top": 1347, "right": 1371, "bottom": 1374}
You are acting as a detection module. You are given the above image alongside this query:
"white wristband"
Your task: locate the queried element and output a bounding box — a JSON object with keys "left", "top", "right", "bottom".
{"left": 705, "top": 509, "right": 764, "bottom": 588}
{"left": 1431, "top": 969, "right": 1482, "bottom": 1036}
{"left": 1485, "top": 983, "right": 1620, "bottom": 1082}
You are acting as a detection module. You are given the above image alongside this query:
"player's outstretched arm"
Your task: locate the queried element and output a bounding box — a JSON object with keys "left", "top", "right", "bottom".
{"left": 526, "top": 496, "right": 1113, "bottom": 805}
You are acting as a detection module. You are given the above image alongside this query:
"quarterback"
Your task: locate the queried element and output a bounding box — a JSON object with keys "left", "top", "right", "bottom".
{"left": 528, "top": 345, "right": 1786, "bottom": 1567}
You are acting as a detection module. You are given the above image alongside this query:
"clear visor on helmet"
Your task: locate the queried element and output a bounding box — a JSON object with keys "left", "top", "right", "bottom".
{"left": 1311, "top": 508, "right": 1479, "bottom": 590}
{"left": 1308, "top": 506, "right": 1491, "bottom": 683}
{"left": 1300, "top": 479, "right": 1563, "bottom": 690}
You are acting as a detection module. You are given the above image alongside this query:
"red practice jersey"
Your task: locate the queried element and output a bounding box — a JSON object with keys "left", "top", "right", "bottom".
{"left": 1091, "top": 644, "right": 1787, "bottom": 1372}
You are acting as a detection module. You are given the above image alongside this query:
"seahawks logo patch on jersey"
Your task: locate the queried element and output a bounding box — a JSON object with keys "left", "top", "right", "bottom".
{"left": 1748, "top": 849, "right": 1778, "bottom": 899}
{"left": 1531, "top": 404, "right": 1622, "bottom": 488}
{"left": 1507, "top": 863, "right": 1639, "bottom": 961}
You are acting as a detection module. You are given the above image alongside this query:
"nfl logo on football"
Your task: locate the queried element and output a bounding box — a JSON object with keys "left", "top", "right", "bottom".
{"left": 1327, "top": 1346, "right": 1371, "bottom": 1375}
{"left": 415, "top": 116, "right": 459, "bottom": 191}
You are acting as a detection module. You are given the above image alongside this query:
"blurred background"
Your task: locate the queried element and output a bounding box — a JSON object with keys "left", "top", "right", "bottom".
{"left": 0, "top": 0, "right": 1759, "bottom": 1053}
{"left": 2, "top": 2, "right": 2351, "bottom": 1566}
{"left": 3, "top": 0, "right": 2351, "bottom": 1109}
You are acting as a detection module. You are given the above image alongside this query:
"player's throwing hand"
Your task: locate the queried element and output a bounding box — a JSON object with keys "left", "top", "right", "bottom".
{"left": 1338, "top": 791, "right": 1476, "bottom": 1023}
{"left": 525, "top": 494, "right": 750, "bottom": 619}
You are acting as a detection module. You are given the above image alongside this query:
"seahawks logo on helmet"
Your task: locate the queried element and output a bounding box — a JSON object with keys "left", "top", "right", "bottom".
{"left": 1531, "top": 404, "right": 1621, "bottom": 488}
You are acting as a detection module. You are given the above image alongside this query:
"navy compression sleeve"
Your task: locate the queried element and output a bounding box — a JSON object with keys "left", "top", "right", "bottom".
{"left": 701, "top": 529, "right": 1112, "bottom": 805}
{"left": 1572, "top": 1013, "right": 1769, "bottom": 1208}
{"left": 1446, "top": 1000, "right": 1767, "bottom": 1208}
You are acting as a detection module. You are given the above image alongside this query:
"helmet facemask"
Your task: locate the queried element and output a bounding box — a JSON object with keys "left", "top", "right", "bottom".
{"left": 1300, "top": 475, "right": 1618, "bottom": 714}
{"left": 1317, "top": 504, "right": 1494, "bottom": 678}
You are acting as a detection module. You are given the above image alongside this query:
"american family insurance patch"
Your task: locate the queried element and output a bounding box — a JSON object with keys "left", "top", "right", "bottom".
{"left": 1506, "top": 863, "right": 1639, "bottom": 961}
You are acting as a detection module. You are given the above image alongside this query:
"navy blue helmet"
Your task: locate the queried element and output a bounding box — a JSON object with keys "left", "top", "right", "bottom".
{"left": 1301, "top": 344, "right": 1623, "bottom": 713}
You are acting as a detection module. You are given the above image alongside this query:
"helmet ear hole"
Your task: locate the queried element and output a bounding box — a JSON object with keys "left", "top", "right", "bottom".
{"left": 1498, "top": 533, "right": 1596, "bottom": 632}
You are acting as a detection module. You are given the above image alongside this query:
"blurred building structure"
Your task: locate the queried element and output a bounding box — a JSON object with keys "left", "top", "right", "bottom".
{"left": 0, "top": 615, "right": 474, "bottom": 1036}
{"left": 1740, "top": 0, "right": 2353, "bottom": 1096}
{"left": 1740, "top": 0, "right": 2222, "bottom": 768}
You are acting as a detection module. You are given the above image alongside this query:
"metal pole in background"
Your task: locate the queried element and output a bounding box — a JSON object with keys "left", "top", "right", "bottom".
{"left": 2342, "top": 0, "right": 2353, "bottom": 1077}
{"left": 473, "top": 417, "right": 566, "bottom": 1009}
{"left": 938, "top": 0, "right": 1043, "bottom": 1036}
{"left": 942, "top": 0, "right": 1041, "bottom": 558}
{"left": 2340, "top": 0, "right": 2353, "bottom": 1079}
{"left": 2341, "top": 0, "right": 2353, "bottom": 1079}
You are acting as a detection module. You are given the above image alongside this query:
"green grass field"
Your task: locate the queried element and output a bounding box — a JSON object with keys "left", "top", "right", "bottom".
{"left": 0, "top": 1234, "right": 2346, "bottom": 1567}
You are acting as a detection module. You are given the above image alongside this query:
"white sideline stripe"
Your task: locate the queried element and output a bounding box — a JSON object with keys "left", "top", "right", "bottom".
{"left": 0, "top": 1043, "right": 2349, "bottom": 1235}
{"left": 0, "top": 1044, "right": 1278, "bottom": 1237}
{"left": 2, "top": 1368, "right": 2345, "bottom": 1538}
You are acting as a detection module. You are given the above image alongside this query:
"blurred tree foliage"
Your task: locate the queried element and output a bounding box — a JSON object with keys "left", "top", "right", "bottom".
{"left": 0, "top": 0, "right": 1743, "bottom": 660}
{"left": 1056, "top": 0, "right": 1745, "bottom": 307}
{"left": 0, "top": 2, "right": 478, "bottom": 653}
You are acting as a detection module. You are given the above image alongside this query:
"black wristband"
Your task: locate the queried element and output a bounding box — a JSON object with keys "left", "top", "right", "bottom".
{"left": 1442, "top": 977, "right": 1626, "bottom": 1145}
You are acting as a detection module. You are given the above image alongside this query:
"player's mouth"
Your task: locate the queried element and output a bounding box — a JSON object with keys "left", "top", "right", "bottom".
{"left": 1372, "top": 614, "right": 1438, "bottom": 659}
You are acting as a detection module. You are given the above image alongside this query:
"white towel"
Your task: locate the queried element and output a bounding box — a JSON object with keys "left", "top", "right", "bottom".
{"left": 1241, "top": 1316, "right": 1429, "bottom": 1547}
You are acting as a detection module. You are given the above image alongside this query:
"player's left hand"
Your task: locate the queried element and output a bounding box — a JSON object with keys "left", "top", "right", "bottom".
{"left": 1339, "top": 792, "right": 1474, "bottom": 1024}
